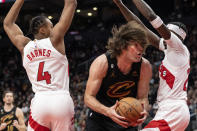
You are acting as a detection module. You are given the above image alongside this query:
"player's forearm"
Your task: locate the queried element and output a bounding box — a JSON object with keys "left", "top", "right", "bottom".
{"left": 115, "top": 1, "right": 137, "bottom": 22}
{"left": 132, "top": 0, "right": 171, "bottom": 40}
{"left": 15, "top": 124, "right": 26, "bottom": 131}
{"left": 132, "top": 0, "right": 157, "bottom": 21}
{"left": 84, "top": 95, "right": 109, "bottom": 117}
{"left": 64, "top": 0, "right": 77, "bottom": 16}
{"left": 17, "top": 126, "right": 26, "bottom": 131}
{"left": 138, "top": 97, "right": 149, "bottom": 111}
{"left": 116, "top": 0, "right": 160, "bottom": 48}
{"left": 66, "top": 0, "right": 77, "bottom": 6}
{"left": 3, "top": 0, "right": 24, "bottom": 26}
{"left": 115, "top": 1, "right": 148, "bottom": 30}
{"left": 57, "top": 0, "right": 77, "bottom": 36}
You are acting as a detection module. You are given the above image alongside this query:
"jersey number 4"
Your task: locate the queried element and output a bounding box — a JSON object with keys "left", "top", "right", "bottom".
{"left": 37, "top": 62, "right": 51, "bottom": 84}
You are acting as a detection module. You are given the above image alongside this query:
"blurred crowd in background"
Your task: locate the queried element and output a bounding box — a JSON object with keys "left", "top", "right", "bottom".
{"left": 0, "top": 0, "right": 197, "bottom": 130}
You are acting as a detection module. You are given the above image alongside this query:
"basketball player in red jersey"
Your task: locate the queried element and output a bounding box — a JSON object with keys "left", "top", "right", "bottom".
{"left": 3, "top": 0, "right": 77, "bottom": 130}
{"left": 113, "top": 0, "right": 190, "bottom": 130}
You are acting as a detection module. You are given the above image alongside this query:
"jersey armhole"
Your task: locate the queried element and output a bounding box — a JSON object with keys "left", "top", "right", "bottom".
{"left": 48, "top": 38, "right": 67, "bottom": 57}
{"left": 104, "top": 52, "right": 112, "bottom": 78}
{"left": 159, "top": 38, "right": 165, "bottom": 51}
{"left": 164, "top": 32, "right": 185, "bottom": 50}
{"left": 22, "top": 40, "right": 33, "bottom": 68}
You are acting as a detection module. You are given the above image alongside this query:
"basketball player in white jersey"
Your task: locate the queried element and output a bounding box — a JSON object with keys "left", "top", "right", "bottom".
{"left": 113, "top": 0, "right": 190, "bottom": 130}
{"left": 3, "top": 0, "right": 77, "bottom": 130}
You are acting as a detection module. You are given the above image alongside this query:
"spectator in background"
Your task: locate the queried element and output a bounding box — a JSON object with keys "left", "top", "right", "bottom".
{"left": 0, "top": 90, "right": 26, "bottom": 131}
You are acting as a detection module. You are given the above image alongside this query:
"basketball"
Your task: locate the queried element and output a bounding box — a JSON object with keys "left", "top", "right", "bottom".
{"left": 115, "top": 97, "right": 143, "bottom": 122}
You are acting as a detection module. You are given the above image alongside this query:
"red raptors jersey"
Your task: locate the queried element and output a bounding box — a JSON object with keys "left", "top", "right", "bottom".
{"left": 23, "top": 38, "right": 69, "bottom": 93}
{"left": 157, "top": 32, "right": 190, "bottom": 102}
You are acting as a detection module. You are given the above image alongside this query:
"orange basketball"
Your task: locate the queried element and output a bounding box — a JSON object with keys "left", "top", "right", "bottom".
{"left": 115, "top": 97, "right": 143, "bottom": 122}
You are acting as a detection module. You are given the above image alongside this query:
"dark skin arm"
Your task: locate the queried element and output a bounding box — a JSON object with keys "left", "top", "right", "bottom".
{"left": 113, "top": 0, "right": 160, "bottom": 48}
{"left": 132, "top": 0, "right": 171, "bottom": 40}
{"left": 50, "top": 0, "right": 77, "bottom": 55}
{"left": 3, "top": 0, "right": 31, "bottom": 56}
{"left": 4, "top": 0, "right": 77, "bottom": 56}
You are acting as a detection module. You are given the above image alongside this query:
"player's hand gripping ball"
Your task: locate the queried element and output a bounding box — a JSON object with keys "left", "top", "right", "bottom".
{"left": 115, "top": 97, "right": 143, "bottom": 122}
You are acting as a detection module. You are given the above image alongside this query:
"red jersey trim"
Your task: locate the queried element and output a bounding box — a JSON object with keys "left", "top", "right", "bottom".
{"left": 159, "top": 64, "right": 175, "bottom": 89}
{"left": 29, "top": 111, "right": 50, "bottom": 131}
{"left": 144, "top": 120, "right": 171, "bottom": 131}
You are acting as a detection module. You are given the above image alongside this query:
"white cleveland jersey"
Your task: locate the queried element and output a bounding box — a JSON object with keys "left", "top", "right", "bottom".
{"left": 23, "top": 38, "right": 69, "bottom": 93}
{"left": 157, "top": 32, "right": 190, "bottom": 102}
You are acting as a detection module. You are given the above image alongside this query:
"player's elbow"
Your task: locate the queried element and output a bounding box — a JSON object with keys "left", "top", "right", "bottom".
{"left": 3, "top": 19, "right": 12, "bottom": 31}
{"left": 3, "top": 22, "right": 9, "bottom": 33}
{"left": 84, "top": 93, "right": 93, "bottom": 107}
{"left": 3, "top": 19, "right": 9, "bottom": 29}
{"left": 147, "top": 12, "right": 157, "bottom": 21}
{"left": 84, "top": 93, "right": 89, "bottom": 106}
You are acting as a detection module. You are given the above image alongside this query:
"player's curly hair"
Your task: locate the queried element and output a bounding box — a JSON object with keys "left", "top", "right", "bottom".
{"left": 106, "top": 21, "right": 148, "bottom": 58}
{"left": 29, "top": 15, "right": 47, "bottom": 35}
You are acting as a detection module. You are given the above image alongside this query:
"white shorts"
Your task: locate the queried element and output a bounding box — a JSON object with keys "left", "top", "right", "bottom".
{"left": 27, "top": 91, "right": 75, "bottom": 131}
{"left": 142, "top": 100, "right": 190, "bottom": 131}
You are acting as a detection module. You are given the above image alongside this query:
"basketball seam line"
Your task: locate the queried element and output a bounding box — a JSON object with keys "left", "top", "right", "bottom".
{"left": 117, "top": 106, "right": 125, "bottom": 118}
{"left": 120, "top": 101, "right": 141, "bottom": 117}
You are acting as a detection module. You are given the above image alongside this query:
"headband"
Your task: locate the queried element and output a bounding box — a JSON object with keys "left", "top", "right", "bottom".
{"left": 167, "top": 24, "right": 186, "bottom": 40}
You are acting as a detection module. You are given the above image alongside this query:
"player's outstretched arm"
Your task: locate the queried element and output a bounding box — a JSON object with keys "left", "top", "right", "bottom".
{"left": 113, "top": 0, "right": 160, "bottom": 48}
{"left": 113, "top": 0, "right": 143, "bottom": 24}
{"left": 50, "top": 0, "right": 77, "bottom": 45}
{"left": 132, "top": 0, "right": 171, "bottom": 40}
{"left": 3, "top": 0, "right": 30, "bottom": 54}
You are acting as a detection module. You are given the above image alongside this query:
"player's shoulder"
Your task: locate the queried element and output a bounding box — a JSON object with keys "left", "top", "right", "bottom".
{"left": 92, "top": 54, "right": 108, "bottom": 65}
{"left": 90, "top": 54, "right": 108, "bottom": 74}
{"left": 15, "top": 107, "right": 24, "bottom": 116}
{"left": 141, "top": 57, "right": 151, "bottom": 66}
{"left": 141, "top": 57, "right": 152, "bottom": 73}
{"left": 16, "top": 36, "right": 31, "bottom": 53}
